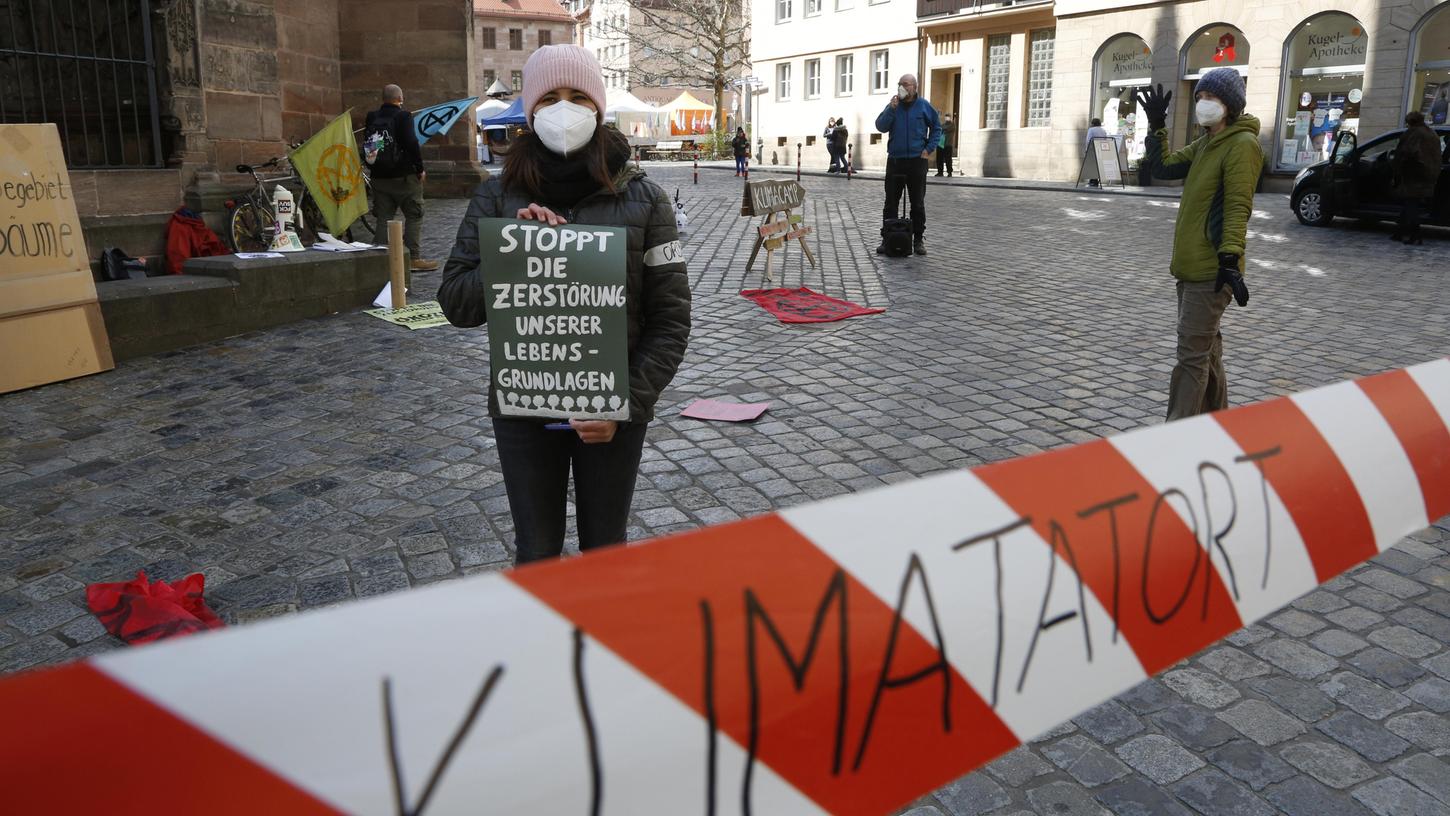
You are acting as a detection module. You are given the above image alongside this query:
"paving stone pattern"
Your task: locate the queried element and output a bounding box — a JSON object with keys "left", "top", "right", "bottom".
{"left": 3, "top": 165, "right": 1449, "bottom": 814}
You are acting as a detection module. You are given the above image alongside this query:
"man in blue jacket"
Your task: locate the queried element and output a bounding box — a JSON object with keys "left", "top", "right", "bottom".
{"left": 875, "top": 73, "right": 942, "bottom": 256}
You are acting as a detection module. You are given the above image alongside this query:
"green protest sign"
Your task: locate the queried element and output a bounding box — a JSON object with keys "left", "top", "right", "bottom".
{"left": 478, "top": 217, "right": 631, "bottom": 421}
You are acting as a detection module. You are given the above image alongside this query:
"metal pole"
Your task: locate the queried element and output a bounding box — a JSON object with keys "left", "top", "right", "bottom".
{"left": 796, "top": 142, "right": 801, "bottom": 182}
{"left": 846, "top": 144, "right": 853, "bottom": 180}
{"left": 693, "top": 151, "right": 698, "bottom": 185}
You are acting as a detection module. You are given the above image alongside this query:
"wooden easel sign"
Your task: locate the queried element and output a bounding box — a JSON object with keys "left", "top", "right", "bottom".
{"left": 740, "top": 178, "right": 815, "bottom": 285}
{"left": 1076, "top": 136, "right": 1125, "bottom": 189}
{"left": 0, "top": 124, "right": 114, "bottom": 393}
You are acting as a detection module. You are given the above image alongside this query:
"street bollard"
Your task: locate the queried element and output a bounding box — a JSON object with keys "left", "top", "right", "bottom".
{"left": 847, "top": 144, "right": 853, "bottom": 180}
{"left": 387, "top": 219, "right": 406, "bottom": 310}
{"left": 693, "top": 151, "right": 698, "bottom": 185}
{"left": 796, "top": 142, "right": 801, "bottom": 181}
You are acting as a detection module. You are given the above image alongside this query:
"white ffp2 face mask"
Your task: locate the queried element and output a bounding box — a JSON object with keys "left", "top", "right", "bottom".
{"left": 1196, "top": 99, "right": 1227, "bottom": 127}
{"left": 533, "top": 100, "right": 597, "bottom": 156}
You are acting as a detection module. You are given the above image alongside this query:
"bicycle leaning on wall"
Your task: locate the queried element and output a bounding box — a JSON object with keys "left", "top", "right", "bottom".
{"left": 225, "top": 153, "right": 376, "bottom": 252}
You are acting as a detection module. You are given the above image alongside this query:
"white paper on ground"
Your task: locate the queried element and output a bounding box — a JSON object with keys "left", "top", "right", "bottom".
{"left": 373, "top": 281, "right": 408, "bottom": 309}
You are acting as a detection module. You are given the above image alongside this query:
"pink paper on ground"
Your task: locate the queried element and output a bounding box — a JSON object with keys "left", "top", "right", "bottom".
{"left": 680, "top": 399, "right": 770, "bottom": 422}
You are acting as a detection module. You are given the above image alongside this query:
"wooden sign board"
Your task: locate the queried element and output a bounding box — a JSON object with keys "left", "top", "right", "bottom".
{"left": 741, "top": 178, "right": 817, "bottom": 285}
{"left": 0, "top": 124, "right": 113, "bottom": 393}
{"left": 740, "top": 179, "right": 806, "bottom": 217}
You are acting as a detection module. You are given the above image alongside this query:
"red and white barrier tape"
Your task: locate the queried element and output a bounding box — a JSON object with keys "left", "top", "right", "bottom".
{"left": 2, "top": 360, "right": 1448, "bottom": 815}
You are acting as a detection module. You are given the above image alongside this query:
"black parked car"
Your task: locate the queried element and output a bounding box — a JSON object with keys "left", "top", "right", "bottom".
{"left": 1290, "top": 126, "right": 1450, "bottom": 227}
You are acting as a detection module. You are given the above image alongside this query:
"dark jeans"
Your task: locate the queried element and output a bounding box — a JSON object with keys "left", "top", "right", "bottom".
{"left": 734, "top": 155, "right": 748, "bottom": 174}
{"left": 1397, "top": 197, "right": 1423, "bottom": 239}
{"left": 935, "top": 147, "right": 954, "bottom": 175}
{"left": 828, "top": 145, "right": 841, "bottom": 171}
{"left": 492, "top": 418, "right": 648, "bottom": 564}
{"left": 883, "top": 157, "right": 928, "bottom": 238}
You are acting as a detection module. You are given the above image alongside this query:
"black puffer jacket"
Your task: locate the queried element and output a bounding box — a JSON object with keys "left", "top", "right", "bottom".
{"left": 437, "top": 167, "right": 691, "bottom": 422}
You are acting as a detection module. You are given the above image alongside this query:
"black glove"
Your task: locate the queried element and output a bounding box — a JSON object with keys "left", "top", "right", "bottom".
{"left": 1135, "top": 83, "right": 1172, "bottom": 133}
{"left": 1216, "top": 252, "right": 1249, "bottom": 307}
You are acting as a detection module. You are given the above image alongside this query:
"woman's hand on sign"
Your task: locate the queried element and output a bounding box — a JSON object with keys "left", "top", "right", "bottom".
{"left": 570, "top": 420, "right": 618, "bottom": 444}
{"left": 516, "top": 203, "right": 568, "bottom": 226}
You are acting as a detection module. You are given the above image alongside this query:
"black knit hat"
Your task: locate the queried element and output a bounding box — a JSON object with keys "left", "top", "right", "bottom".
{"left": 1195, "top": 67, "right": 1246, "bottom": 116}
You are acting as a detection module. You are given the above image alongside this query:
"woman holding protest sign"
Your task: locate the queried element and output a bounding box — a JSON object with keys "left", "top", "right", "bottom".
{"left": 438, "top": 45, "right": 692, "bottom": 565}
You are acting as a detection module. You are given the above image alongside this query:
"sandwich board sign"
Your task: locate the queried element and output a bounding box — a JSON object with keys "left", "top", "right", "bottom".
{"left": 740, "top": 179, "right": 816, "bottom": 285}
{"left": 476, "top": 218, "right": 631, "bottom": 421}
{"left": 0, "top": 124, "right": 114, "bottom": 393}
{"left": 1076, "top": 137, "right": 1125, "bottom": 189}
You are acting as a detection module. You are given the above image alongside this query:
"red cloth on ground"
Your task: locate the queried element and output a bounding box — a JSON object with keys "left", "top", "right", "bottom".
{"left": 86, "top": 571, "right": 224, "bottom": 645}
{"left": 740, "top": 287, "right": 886, "bottom": 323}
{"left": 165, "top": 207, "right": 229, "bottom": 275}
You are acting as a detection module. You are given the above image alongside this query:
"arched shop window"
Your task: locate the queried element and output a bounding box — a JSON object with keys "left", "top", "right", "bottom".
{"left": 1277, "top": 12, "right": 1369, "bottom": 172}
{"left": 1408, "top": 3, "right": 1450, "bottom": 125}
{"left": 1092, "top": 33, "right": 1153, "bottom": 169}
{"left": 1182, "top": 23, "right": 1250, "bottom": 82}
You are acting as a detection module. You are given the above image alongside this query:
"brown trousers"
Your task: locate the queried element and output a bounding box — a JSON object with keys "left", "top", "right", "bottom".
{"left": 1166, "top": 280, "right": 1232, "bottom": 421}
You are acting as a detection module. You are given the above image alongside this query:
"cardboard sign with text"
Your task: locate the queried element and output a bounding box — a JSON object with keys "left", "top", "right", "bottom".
{"left": 0, "top": 124, "right": 113, "bottom": 393}
{"left": 478, "top": 218, "right": 631, "bottom": 420}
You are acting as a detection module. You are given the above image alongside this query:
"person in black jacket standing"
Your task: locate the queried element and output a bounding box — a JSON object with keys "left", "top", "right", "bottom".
{"left": 832, "top": 116, "right": 850, "bottom": 174}
{"left": 364, "top": 85, "right": 438, "bottom": 271}
{"left": 437, "top": 45, "right": 691, "bottom": 564}
{"left": 731, "top": 127, "right": 750, "bottom": 176}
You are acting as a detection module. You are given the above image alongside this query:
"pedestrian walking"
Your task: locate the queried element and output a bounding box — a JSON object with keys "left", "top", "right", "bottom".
{"left": 934, "top": 113, "right": 956, "bottom": 177}
{"left": 731, "top": 126, "right": 750, "bottom": 176}
{"left": 437, "top": 44, "right": 692, "bottom": 565}
{"left": 1137, "top": 67, "right": 1259, "bottom": 421}
{"left": 1390, "top": 111, "right": 1442, "bottom": 246}
{"left": 364, "top": 85, "right": 439, "bottom": 271}
{"left": 831, "top": 116, "right": 850, "bottom": 174}
{"left": 825, "top": 118, "right": 842, "bottom": 173}
{"left": 875, "top": 73, "right": 942, "bottom": 256}
{"left": 1084, "top": 117, "right": 1109, "bottom": 186}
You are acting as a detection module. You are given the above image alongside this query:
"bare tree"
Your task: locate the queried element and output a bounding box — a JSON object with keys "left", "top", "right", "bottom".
{"left": 591, "top": 0, "right": 749, "bottom": 132}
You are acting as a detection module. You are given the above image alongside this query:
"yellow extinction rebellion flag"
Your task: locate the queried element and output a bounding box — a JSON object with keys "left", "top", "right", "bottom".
{"left": 290, "top": 111, "right": 368, "bottom": 237}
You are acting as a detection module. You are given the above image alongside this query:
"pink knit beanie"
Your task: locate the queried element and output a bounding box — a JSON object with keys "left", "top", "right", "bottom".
{"left": 522, "top": 45, "right": 608, "bottom": 127}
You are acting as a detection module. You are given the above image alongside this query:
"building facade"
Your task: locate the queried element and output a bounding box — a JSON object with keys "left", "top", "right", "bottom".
{"left": 1, "top": 0, "right": 482, "bottom": 263}
{"left": 474, "top": 0, "right": 576, "bottom": 96}
{"left": 751, "top": 0, "right": 920, "bottom": 170}
{"left": 915, "top": 0, "right": 1450, "bottom": 187}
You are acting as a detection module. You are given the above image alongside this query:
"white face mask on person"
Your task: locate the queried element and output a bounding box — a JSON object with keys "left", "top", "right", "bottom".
{"left": 1195, "top": 99, "right": 1227, "bottom": 127}
{"left": 533, "top": 100, "right": 597, "bottom": 156}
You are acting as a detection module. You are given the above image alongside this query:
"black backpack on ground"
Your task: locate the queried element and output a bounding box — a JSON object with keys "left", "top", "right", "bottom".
{"left": 880, "top": 176, "right": 913, "bottom": 257}
{"left": 362, "top": 109, "right": 403, "bottom": 174}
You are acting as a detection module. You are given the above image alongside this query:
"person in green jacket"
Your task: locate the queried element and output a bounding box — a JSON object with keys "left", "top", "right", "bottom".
{"left": 1137, "top": 67, "right": 1260, "bottom": 421}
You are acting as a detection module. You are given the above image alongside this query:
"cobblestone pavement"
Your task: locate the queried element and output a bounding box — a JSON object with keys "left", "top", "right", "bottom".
{"left": 3, "top": 165, "right": 1448, "bottom": 815}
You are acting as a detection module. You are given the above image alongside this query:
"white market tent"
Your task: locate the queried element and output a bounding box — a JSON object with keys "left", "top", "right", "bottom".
{"left": 476, "top": 97, "right": 511, "bottom": 130}
{"left": 606, "top": 89, "right": 671, "bottom": 140}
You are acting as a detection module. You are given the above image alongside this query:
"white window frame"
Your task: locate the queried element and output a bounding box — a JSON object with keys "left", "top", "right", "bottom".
{"left": 837, "top": 54, "right": 854, "bottom": 96}
{"left": 805, "top": 0, "right": 822, "bottom": 15}
{"left": 805, "top": 58, "right": 821, "bottom": 98}
{"left": 776, "top": 0, "right": 792, "bottom": 23}
{"left": 776, "top": 62, "right": 792, "bottom": 100}
{"left": 836, "top": 0, "right": 853, "bottom": 8}
{"left": 870, "top": 49, "right": 889, "bottom": 93}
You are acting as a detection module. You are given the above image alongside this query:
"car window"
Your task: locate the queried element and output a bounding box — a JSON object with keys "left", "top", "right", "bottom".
{"left": 1359, "top": 138, "right": 1396, "bottom": 163}
{"left": 1442, "top": 134, "right": 1450, "bottom": 164}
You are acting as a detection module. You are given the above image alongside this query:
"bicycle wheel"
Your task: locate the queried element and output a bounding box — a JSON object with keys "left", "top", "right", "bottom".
{"left": 353, "top": 211, "right": 375, "bottom": 242}
{"left": 229, "top": 202, "right": 272, "bottom": 252}
{"left": 299, "top": 194, "right": 358, "bottom": 243}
